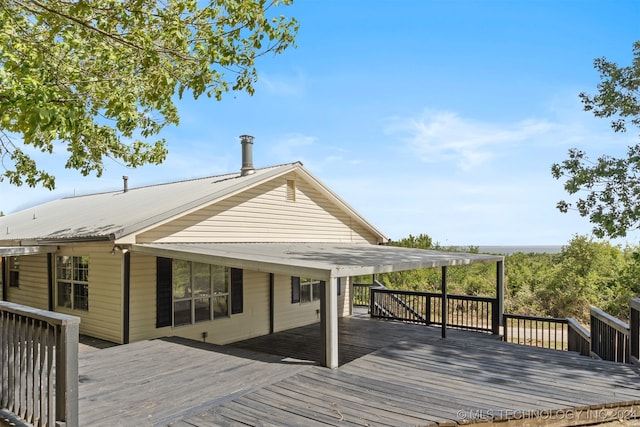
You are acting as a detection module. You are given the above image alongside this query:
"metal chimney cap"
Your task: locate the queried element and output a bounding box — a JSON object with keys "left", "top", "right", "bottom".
{"left": 240, "top": 135, "right": 255, "bottom": 176}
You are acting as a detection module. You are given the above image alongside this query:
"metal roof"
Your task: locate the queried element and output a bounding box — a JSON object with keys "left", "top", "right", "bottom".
{"left": 0, "top": 162, "right": 388, "bottom": 243}
{"left": 0, "top": 163, "right": 300, "bottom": 242}
{"left": 132, "top": 242, "right": 504, "bottom": 280}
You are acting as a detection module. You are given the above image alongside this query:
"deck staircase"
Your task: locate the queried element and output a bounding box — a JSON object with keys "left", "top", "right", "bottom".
{"left": 370, "top": 280, "right": 428, "bottom": 322}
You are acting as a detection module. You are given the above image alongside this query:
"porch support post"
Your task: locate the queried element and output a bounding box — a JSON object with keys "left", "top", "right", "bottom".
{"left": 323, "top": 276, "right": 339, "bottom": 368}
{"left": 269, "top": 273, "right": 275, "bottom": 334}
{"left": 493, "top": 260, "right": 505, "bottom": 335}
{"left": 441, "top": 266, "right": 447, "bottom": 339}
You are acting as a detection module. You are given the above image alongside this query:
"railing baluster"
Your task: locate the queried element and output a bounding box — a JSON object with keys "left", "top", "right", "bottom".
{"left": 0, "top": 302, "right": 80, "bottom": 427}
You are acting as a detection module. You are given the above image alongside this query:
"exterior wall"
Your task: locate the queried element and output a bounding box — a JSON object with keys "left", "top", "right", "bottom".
{"left": 128, "top": 254, "right": 351, "bottom": 345}
{"left": 129, "top": 252, "right": 158, "bottom": 342}
{"left": 54, "top": 244, "right": 123, "bottom": 343}
{"left": 338, "top": 277, "right": 351, "bottom": 318}
{"left": 5, "top": 253, "right": 49, "bottom": 310}
{"left": 273, "top": 275, "right": 351, "bottom": 333}
{"left": 273, "top": 274, "right": 321, "bottom": 332}
{"left": 5, "top": 253, "right": 356, "bottom": 346}
{"left": 137, "top": 172, "right": 380, "bottom": 244}
{"left": 129, "top": 253, "right": 271, "bottom": 345}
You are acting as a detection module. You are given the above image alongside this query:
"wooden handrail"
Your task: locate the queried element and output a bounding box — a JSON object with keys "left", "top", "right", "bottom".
{"left": 590, "top": 306, "right": 629, "bottom": 363}
{"left": 591, "top": 307, "right": 629, "bottom": 334}
{"left": 503, "top": 313, "right": 569, "bottom": 350}
{"left": 567, "top": 318, "right": 591, "bottom": 357}
{"left": 0, "top": 302, "right": 80, "bottom": 427}
{"left": 567, "top": 318, "right": 590, "bottom": 341}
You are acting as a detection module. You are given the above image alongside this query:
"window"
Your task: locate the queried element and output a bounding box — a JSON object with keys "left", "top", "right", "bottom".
{"left": 300, "top": 278, "right": 321, "bottom": 303}
{"left": 172, "top": 260, "right": 229, "bottom": 326}
{"left": 292, "top": 277, "right": 322, "bottom": 304}
{"left": 57, "top": 256, "right": 89, "bottom": 311}
{"left": 8, "top": 256, "right": 19, "bottom": 288}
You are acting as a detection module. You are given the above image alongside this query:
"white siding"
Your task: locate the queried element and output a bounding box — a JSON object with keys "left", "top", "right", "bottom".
{"left": 129, "top": 253, "right": 271, "bottom": 345}
{"left": 54, "top": 244, "right": 123, "bottom": 343}
{"left": 5, "top": 254, "right": 49, "bottom": 310}
{"left": 137, "top": 172, "right": 380, "bottom": 244}
{"left": 129, "top": 252, "right": 160, "bottom": 342}
{"left": 338, "top": 277, "right": 351, "bottom": 318}
{"left": 272, "top": 275, "right": 320, "bottom": 332}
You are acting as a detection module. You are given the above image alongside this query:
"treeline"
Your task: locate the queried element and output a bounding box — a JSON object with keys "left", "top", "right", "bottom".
{"left": 369, "top": 233, "right": 640, "bottom": 324}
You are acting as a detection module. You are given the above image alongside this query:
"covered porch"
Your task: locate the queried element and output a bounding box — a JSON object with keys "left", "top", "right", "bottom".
{"left": 132, "top": 242, "right": 505, "bottom": 368}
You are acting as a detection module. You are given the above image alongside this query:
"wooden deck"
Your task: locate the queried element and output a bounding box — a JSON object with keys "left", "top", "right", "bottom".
{"left": 77, "top": 316, "right": 640, "bottom": 427}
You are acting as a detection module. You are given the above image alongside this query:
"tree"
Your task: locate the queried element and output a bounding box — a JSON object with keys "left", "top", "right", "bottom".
{"left": 552, "top": 41, "right": 640, "bottom": 238}
{"left": 0, "top": 0, "right": 297, "bottom": 188}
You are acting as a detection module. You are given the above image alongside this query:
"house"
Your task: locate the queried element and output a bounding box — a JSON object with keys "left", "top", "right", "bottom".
{"left": 0, "top": 135, "right": 504, "bottom": 368}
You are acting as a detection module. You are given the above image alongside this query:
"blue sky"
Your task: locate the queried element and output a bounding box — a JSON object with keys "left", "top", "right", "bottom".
{"left": 2, "top": 0, "right": 639, "bottom": 246}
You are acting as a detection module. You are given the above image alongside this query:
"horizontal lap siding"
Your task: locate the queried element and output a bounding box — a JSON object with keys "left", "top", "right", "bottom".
{"left": 129, "top": 253, "right": 270, "bottom": 345}
{"left": 137, "top": 173, "right": 379, "bottom": 244}
{"left": 339, "top": 277, "right": 350, "bottom": 317}
{"left": 6, "top": 254, "right": 49, "bottom": 310}
{"left": 273, "top": 274, "right": 321, "bottom": 332}
{"left": 129, "top": 253, "right": 161, "bottom": 342}
{"left": 55, "top": 244, "right": 123, "bottom": 343}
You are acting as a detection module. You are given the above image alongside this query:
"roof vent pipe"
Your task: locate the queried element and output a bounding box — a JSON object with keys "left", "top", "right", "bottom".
{"left": 240, "top": 135, "right": 255, "bottom": 176}
{"left": 123, "top": 176, "right": 129, "bottom": 193}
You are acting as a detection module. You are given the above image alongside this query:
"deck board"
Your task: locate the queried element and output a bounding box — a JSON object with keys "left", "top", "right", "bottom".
{"left": 76, "top": 316, "right": 640, "bottom": 426}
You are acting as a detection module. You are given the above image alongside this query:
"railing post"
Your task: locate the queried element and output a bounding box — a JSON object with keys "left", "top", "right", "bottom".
{"left": 630, "top": 298, "right": 640, "bottom": 362}
{"left": 441, "top": 266, "right": 447, "bottom": 339}
{"left": 369, "top": 287, "right": 375, "bottom": 317}
{"left": 493, "top": 260, "right": 504, "bottom": 335}
{"left": 55, "top": 319, "right": 79, "bottom": 427}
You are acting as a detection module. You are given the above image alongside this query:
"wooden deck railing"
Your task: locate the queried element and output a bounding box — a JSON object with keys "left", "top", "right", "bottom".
{"left": 567, "top": 318, "right": 591, "bottom": 357}
{"left": 353, "top": 283, "right": 376, "bottom": 307}
{"left": 370, "top": 288, "right": 496, "bottom": 333}
{"left": 502, "top": 305, "right": 633, "bottom": 363}
{"left": 362, "top": 283, "right": 640, "bottom": 366}
{"left": 503, "top": 314, "right": 568, "bottom": 350}
{"left": 590, "top": 306, "right": 629, "bottom": 363}
{"left": 0, "top": 302, "right": 80, "bottom": 427}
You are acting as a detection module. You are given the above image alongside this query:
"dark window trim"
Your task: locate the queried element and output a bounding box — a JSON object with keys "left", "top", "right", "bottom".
{"left": 291, "top": 276, "right": 300, "bottom": 303}
{"left": 156, "top": 257, "right": 173, "bottom": 328}
{"left": 231, "top": 268, "right": 243, "bottom": 314}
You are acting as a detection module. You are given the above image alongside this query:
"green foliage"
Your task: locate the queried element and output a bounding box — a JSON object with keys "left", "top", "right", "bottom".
{"left": 376, "top": 233, "right": 494, "bottom": 295}
{"left": 552, "top": 40, "right": 640, "bottom": 238}
{"left": 0, "top": 0, "right": 298, "bottom": 188}
{"left": 377, "top": 232, "right": 640, "bottom": 324}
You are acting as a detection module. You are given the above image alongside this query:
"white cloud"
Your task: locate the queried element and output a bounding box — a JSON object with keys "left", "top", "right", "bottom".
{"left": 387, "top": 110, "right": 554, "bottom": 171}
